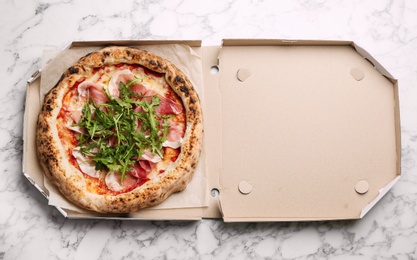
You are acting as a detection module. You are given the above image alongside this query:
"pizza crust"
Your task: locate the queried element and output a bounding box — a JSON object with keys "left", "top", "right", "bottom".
{"left": 36, "top": 46, "right": 203, "bottom": 213}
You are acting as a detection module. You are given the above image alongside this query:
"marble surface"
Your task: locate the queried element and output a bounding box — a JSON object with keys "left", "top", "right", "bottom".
{"left": 1, "top": 0, "right": 417, "bottom": 259}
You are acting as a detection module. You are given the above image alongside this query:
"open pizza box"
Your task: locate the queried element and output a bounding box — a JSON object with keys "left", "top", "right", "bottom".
{"left": 22, "top": 39, "right": 401, "bottom": 222}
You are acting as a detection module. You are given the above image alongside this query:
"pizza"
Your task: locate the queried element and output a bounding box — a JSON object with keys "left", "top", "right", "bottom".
{"left": 36, "top": 46, "right": 203, "bottom": 213}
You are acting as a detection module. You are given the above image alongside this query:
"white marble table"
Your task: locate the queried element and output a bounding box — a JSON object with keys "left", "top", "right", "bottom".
{"left": 1, "top": 0, "right": 417, "bottom": 259}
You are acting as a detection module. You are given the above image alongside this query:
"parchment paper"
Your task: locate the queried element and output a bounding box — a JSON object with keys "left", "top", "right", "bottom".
{"left": 40, "top": 44, "right": 208, "bottom": 213}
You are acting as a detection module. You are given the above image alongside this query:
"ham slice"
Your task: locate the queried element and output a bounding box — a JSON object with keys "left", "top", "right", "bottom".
{"left": 140, "top": 149, "right": 161, "bottom": 163}
{"left": 66, "top": 124, "right": 85, "bottom": 134}
{"left": 130, "top": 82, "right": 148, "bottom": 96}
{"left": 139, "top": 160, "right": 152, "bottom": 172}
{"left": 155, "top": 95, "right": 183, "bottom": 115}
{"left": 108, "top": 69, "right": 152, "bottom": 98}
{"left": 142, "top": 89, "right": 156, "bottom": 104}
{"left": 64, "top": 100, "right": 85, "bottom": 132}
{"left": 162, "top": 120, "right": 183, "bottom": 149}
{"left": 129, "top": 161, "right": 152, "bottom": 179}
{"left": 69, "top": 107, "right": 83, "bottom": 124}
{"left": 108, "top": 69, "right": 135, "bottom": 98}
{"left": 105, "top": 171, "right": 139, "bottom": 192}
{"left": 162, "top": 138, "right": 183, "bottom": 149}
{"left": 107, "top": 135, "right": 118, "bottom": 147}
{"left": 144, "top": 89, "right": 183, "bottom": 115}
{"left": 72, "top": 147, "right": 101, "bottom": 178}
{"left": 78, "top": 81, "right": 108, "bottom": 104}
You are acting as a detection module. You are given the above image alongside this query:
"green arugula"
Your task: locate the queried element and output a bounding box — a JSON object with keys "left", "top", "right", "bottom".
{"left": 76, "top": 78, "right": 170, "bottom": 180}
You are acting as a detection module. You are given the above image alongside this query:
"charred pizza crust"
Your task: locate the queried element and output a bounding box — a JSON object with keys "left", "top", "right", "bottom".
{"left": 36, "top": 46, "right": 203, "bottom": 213}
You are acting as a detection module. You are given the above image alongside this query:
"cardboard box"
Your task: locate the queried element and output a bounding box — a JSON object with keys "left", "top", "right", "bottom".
{"left": 23, "top": 39, "right": 401, "bottom": 222}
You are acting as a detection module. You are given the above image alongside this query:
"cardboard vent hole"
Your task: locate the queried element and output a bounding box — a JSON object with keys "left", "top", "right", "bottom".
{"left": 350, "top": 68, "right": 365, "bottom": 81}
{"left": 211, "top": 188, "right": 220, "bottom": 198}
{"left": 355, "top": 180, "right": 369, "bottom": 194}
{"left": 210, "top": 65, "right": 219, "bottom": 74}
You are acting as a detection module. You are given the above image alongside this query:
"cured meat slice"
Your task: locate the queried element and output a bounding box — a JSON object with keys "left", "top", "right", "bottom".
{"left": 78, "top": 81, "right": 109, "bottom": 104}
{"left": 162, "top": 120, "right": 183, "bottom": 149}
{"left": 105, "top": 171, "right": 139, "bottom": 192}
{"left": 72, "top": 147, "right": 101, "bottom": 178}
{"left": 129, "top": 161, "right": 152, "bottom": 179}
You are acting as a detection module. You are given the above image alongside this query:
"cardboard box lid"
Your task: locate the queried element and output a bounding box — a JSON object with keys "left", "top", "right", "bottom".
{"left": 208, "top": 39, "right": 400, "bottom": 221}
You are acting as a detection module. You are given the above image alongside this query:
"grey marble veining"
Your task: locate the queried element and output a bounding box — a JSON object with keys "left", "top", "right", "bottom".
{"left": 1, "top": 0, "right": 417, "bottom": 259}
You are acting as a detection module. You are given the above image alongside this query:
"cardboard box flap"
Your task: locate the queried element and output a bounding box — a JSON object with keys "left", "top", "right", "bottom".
{"left": 216, "top": 42, "right": 400, "bottom": 221}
